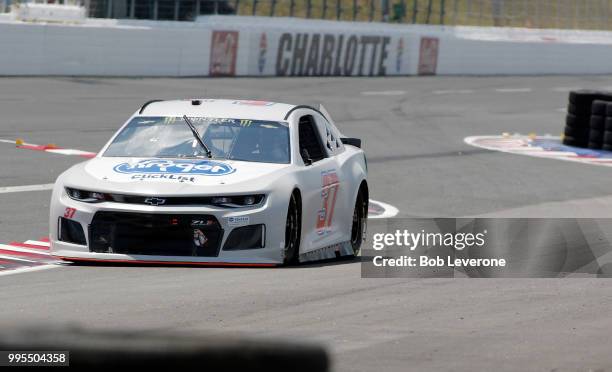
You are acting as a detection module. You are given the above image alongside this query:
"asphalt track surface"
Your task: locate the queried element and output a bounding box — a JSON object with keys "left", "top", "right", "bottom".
{"left": 2, "top": 76, "right": 612, "bottom": 371}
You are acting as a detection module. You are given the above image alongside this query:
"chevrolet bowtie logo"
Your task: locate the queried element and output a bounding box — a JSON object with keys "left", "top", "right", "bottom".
{"left": 144, "top": 197, "right": 166, "bottom": 206}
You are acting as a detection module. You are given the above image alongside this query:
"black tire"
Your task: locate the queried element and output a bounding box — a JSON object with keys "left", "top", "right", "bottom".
{"left": 283, "top": 192, "right": 301, "bottom": 265}
{"left": 569, "top": 90, "right": 612, "bottom": 105}
{"left": 590, "top": 115, "right": 605, "bottom": 130}
{"left": 566, "top": 113, "right": 590, "bottom": 129}
{"left": 350, "top": 191, "right": 367, "bottom": 256}
{"left": 588, "top": 141, "right": 603, "bottom": 150}
{"left": 604, "top": 132, "right": 612, "bottom": 145}
{"left": 591, "top": 100, "right": 608, "bottom": 116}
{"left": 567, "top": 103, "right": 589, "bottom": 116}
{"left": 564, "top": 125, "right": 589, "bottom": 138}
{"left": 607, "top": 102, "right": 612, "bottom": 116}
{"left": 589, "top": 129, "right": 604, "bottom": 142}
{"left": 563, "top": 135, "right": 587, "bottom": 147}
{"left": 605, "top": 118, "right": 612, "bottom": 131}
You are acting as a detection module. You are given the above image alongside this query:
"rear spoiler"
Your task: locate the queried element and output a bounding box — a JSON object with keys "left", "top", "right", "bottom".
{"left": 340, "top": 137, "right": 361, "bottom": 148}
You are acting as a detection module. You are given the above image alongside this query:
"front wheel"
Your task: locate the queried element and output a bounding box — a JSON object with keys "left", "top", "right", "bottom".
{"left": 283, "top": 193, "right": 301, "bottom": 265}
{"left": 350, "top": 191, "right": 367, "bottom": 256}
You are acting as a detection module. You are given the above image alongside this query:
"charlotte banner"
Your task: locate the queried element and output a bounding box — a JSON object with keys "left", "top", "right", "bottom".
{"left": 247, "top": 30, "right": 417, "bottom": 76}
{"left": 362, "top": 218, "right": 612, "bottom": 278}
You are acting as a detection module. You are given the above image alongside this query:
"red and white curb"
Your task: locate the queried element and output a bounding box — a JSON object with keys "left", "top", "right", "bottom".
{"left": 465, "top": 134, "right": 612, "bottom": 167}
{"left": 0, "top": 237, "right": 61, "bottom": 276}
{"left": 0, "top": 138, "right": 96, "bottom": 158}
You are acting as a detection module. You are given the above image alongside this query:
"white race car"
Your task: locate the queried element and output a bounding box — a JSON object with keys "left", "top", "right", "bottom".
{"left": 50, "top": 99, "right": 368, "bottom": 266}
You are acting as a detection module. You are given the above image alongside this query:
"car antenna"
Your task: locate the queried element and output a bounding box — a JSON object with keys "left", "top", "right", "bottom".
{"left": 182, "top": 115, "right": 212, "bottom": 158}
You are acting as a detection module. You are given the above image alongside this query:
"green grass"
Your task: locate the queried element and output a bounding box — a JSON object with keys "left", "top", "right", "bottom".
{"left": 233, "top": 0, "right": 612, "bottom": 31}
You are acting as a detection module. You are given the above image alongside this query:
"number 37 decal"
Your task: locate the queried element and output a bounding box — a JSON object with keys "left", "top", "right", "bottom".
{"left": 64, "top": 207, "right": 76, "bottom": 219}
{"left": 316, "top": 170, "right": 339, "bottom": 230}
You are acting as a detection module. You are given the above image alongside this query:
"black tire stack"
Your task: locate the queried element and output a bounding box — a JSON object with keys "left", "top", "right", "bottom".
{"left": 588, "top": 100, "right": 606, "bottom": 149}
{"left": 604, "top": 103, "right": 612, "bottom": 151}
{"left": 564, "top": 90, "right": 612, "bottom": 148}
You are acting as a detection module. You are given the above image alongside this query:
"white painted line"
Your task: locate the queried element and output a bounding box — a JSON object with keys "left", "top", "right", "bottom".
{"left": 552, "top": 87, "right": 581, "bottom": 92}
{"left": 0, "top": 244, "right": 51, "bottom": 256}
{"left": 495, "top": 88, "right": 532, "bottom": 93}
{"left": 0, "top": 184, "right": 54, "bottom": 194}
{"left": 0, "top": 138, "right": 97, "bottom": 158}
{"left": 24, "top": 240, "right": 51, "bottom": 247}
{"left": 46, "top": 149, "right": 96, "bottom": 156}
{"left": 0, "top": 254, "right": 38, "bottom": 263}
{"left": 0, "top": 264, "right": 58, "bottom": 277}
{"left": 0, "top": 138, "right": 36, "bottom": 146}
{"left": 361, "top": 90, "right": 406, "bottom": 96}
{"left": 432, "top": 89, "right": 474, "bottom": 95}
{"left": 369, "top": 200, "right": 399, "bottom": 219}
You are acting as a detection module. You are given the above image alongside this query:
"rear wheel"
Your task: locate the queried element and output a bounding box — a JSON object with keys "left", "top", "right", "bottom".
{"left": 283, "top": 193, "right": 300, "bottom": 265}
{"left": 350, "top": 191, "right": 367, "bottom": 256}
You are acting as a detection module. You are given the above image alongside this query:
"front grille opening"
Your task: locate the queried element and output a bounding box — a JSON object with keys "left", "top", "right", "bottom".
{"left": 223, "top": 225, "right": 265, "bottom": 251}
{"left": 59, "top": 217, "right": 87, "bottom": 245}
{"left": 89, "top": 212, "right": 223, "bottom": 257}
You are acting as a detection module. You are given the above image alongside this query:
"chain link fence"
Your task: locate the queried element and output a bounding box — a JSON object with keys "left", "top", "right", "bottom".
{"left": 3, "top": 0, "right": 612, "bottom": 30}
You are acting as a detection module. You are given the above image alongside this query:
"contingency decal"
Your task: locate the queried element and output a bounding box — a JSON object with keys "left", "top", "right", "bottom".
{"left": 227, "top": 216, "right": 250, "bottom": 227}
{"left": 465, "top": 134, "right": 612, "bottom": 167}
{"left": 114, "top": 159, "right": 235, "bottom": 176}
{"left": 316, "top": 170, "right": 340, "bottom": 235}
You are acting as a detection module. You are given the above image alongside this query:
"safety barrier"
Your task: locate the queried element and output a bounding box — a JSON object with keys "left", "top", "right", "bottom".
{"left": 1, "top": 15, "right": 612, "bottom": 76}
{"left": 563, "top": 91, "right": 612, "bottom": 150}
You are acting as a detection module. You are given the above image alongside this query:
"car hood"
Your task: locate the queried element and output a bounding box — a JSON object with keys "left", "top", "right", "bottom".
{"left": 61, "top": 157, "right": 292, "bottom": 195}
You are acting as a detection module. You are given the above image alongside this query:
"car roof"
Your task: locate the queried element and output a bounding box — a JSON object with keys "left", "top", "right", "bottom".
{"left": 138, "top": 99, "right": 298, "bottom": 122}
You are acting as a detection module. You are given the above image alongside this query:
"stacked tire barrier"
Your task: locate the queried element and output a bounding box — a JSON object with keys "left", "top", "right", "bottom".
{"left": 604, "top": 104, "right": 612, "bottom": 151}
{"left": 564, "top": 90, "right": 612, "bottom": 149}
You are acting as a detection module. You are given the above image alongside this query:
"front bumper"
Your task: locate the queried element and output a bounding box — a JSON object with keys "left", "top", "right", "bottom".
{"left": 50, "top": 190, "right": 286, "bottom": 265}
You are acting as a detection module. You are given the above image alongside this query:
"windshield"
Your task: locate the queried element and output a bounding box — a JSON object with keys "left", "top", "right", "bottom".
{"left": 103, "top": 117, "right": 290, "bottom": 164}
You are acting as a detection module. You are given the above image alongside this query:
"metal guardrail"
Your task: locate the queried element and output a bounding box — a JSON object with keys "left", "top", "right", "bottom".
{"left": 3, "top": 0, "right": 612, "bottom": 31}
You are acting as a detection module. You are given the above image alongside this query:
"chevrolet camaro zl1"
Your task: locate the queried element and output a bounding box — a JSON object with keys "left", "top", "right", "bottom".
{"left": 50, "top": 99, "right": 368, "bottom": 265}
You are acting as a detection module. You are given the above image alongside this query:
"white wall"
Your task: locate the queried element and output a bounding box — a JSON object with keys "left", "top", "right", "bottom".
{"left": 1, "top": 15, "right": 612, "bottom": 76}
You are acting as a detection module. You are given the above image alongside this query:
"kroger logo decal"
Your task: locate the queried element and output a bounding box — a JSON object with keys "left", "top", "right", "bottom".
{"left": 114, "top": 159, "right": 235, "bottom": 176}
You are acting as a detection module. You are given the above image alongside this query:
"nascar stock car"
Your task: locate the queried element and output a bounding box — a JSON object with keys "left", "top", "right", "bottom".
{"left": 50, "top": 99, "right": 369, "bottom": 265}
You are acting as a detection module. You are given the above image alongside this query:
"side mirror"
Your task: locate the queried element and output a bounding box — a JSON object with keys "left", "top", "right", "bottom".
{"left": 340, "top": 137, "right": 361, "bottom": 148}
{"left": 301, "top": 149, "right": 312, "bottom": 166}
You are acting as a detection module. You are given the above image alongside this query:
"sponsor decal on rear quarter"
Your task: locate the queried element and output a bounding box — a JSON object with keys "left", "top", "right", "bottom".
{"left": 114, "top": 159, "right": 235, "bottom": 176}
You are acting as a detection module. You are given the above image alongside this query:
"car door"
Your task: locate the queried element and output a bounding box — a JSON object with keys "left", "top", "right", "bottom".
{"left": 296, "top": 113, "right": 345, "bottom": 253}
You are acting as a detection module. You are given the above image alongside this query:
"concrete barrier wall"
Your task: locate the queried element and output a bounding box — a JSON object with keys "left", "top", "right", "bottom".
{"left": 1, "top": 15, "right": 612, "bottom": 76}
